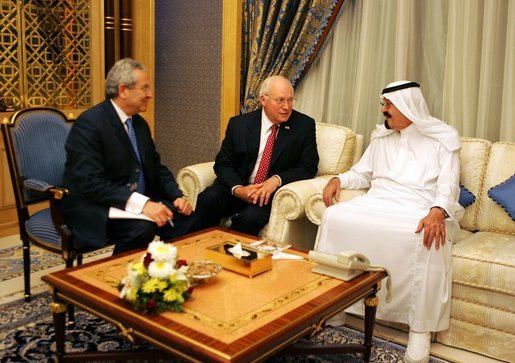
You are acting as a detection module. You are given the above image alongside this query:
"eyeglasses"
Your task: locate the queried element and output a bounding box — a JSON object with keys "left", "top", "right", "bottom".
{"left": 380, "top": 98, "right": 392, "bottom": 108}
{"left": 265, "top": 94, "right": 295, "bottom": 106}
{"left": 124, "top": 84, "right": 152, "bottom": 93}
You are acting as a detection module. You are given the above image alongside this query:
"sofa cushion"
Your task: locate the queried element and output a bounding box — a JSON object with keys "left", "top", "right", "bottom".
{"left": 488, "top": 174, "right": 515, "bottom": 221}
{"left": 315, "top": 123, "right": 356, "bottom": 175}
{"left": 452, "top": 231, "right": 515, "bottom": 299}
{"left": 459, "top": 184, "right": 476, "bottom": 208}
{"left": 443, "top": 231, "right": 515, "bottom": 362}
{"left": 476, "top": 141, "right": 515, "bottom": 234}
{"left": 458, "top": 138, "right": 492, "bottom": 231}
{"left": 437, "top": 313, "right": 515, "bottom": 362}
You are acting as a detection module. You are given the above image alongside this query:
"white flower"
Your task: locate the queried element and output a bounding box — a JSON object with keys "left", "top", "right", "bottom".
{"left": 148, "top": 260, "right": 174, "bottom": 279}
{"left": 147, "top": 241, "right": 177, "bottom": 262}
{"left": 175, "top": 265, "right": 190, "bottom": 281}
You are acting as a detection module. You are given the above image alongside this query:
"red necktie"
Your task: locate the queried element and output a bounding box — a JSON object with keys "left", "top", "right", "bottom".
{"left": 254, "top": 124, "right": 278, "bottom": 184}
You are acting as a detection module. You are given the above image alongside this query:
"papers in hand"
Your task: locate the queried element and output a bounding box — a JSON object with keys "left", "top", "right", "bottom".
{"left": 108, "top": 207, "right": 154, "bottom": 222}
{"left": 227, "top": 242, "right": 250, "bottom": 259}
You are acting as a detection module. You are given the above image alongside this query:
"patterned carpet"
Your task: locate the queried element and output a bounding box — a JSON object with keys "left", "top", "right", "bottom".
{"left": 0, "top": 243, "right": 113, "bottom": 282}
{"left": 0, "top": 292, "right": 452, "bottom": 362}
{"left": 0, "top": 241, "right": 450, "bottom": 362}
{"left": 0, "top": 237, "right": 113, "bottom": 304}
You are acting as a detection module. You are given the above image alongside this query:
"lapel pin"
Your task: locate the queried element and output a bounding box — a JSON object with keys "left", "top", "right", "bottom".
{"left": 285, "top": 125, "right": 290, "bottom": 130}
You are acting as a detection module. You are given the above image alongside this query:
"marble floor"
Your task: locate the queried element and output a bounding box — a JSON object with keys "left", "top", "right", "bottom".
{"left": 0, "top": 234, "right": 113, "bottom": 304}
{"left": 0, "top": 234, "right": 506, "bottom": 362}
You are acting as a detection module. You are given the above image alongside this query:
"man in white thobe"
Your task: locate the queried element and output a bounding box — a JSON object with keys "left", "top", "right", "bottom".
{"left": 317, "top": 81, "right": 464, "bottom": 363}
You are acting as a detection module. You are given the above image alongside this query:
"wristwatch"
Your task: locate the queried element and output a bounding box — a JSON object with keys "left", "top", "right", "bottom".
{"left": 431, "top": 206, "right": 449, "bottom": 219}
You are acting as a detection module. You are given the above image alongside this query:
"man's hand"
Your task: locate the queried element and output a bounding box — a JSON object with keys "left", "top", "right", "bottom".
{"left": 249, "top": 176, "right": 281, "bottom": 206}
{"left": 323, "top": 177, "right": 341, "bottom": 206}
{"left": 415, "top": 208, "right": 447, "bottom": 249}
{"left": 142, "top": 201, "right": 173, "bottom": 227}
{"left": 173, "top": 197, "right": 193, "bottom": 216}
{"left": 234, "top": 176, "right": 281, "bottom": 207}
{"left": 233, "top": 184, "right": 262, "bottom": 204}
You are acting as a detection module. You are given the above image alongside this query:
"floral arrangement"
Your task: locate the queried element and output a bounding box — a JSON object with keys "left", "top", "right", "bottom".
{"left": 118, "top": 240, "right": 193, "bottom": 313}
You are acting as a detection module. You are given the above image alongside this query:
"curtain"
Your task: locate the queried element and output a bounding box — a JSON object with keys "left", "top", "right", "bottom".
{"left": 240, "top": 0, "right": 345, "bottom": 113}
{"left": 294, "top": 0, "right": 515, "bottom": 144}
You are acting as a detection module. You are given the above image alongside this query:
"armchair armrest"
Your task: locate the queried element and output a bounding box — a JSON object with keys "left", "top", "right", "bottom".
{"left": 24, "top": 178, "right": 53, "bottom": 193}
{"left": 24, "top": 178, "right": 74, "bottom": 254}
{"left": 24, "top": 178, "right": 68, "bottom": 200}
{"left": 176, "top": 161, "right": 216, "bottom": 208}
{"left": 266, "top": 175, "right": 335, "bottom": 248}
{"left": 306, "top": 187, "right": 367, "bottom": 225}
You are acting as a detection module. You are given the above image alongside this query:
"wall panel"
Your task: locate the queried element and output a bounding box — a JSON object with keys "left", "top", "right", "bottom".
{"left": 154, "top": 1, "right": 222, "bottom": 174}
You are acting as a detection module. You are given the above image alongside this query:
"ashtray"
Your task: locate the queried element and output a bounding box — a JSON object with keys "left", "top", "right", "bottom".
{"left": 186, "top": 260, "right": 222, "bottom": 281}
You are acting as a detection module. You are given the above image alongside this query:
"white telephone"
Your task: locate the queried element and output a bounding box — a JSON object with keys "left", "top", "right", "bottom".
{"left": 308, "top": 250, "right": 370, "bottom": 281}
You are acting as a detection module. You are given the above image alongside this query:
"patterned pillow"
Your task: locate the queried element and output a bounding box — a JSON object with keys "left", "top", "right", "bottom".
{"left": 459, "top": 184, "right": 476, "bottom": 208}
{"left": 488, "top": 174, "right": 515, "bottom": 221}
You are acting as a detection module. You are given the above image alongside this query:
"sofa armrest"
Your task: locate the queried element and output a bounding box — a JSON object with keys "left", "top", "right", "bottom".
{"left": 266, "top": 175, "right": 335, "bottom": 246}
{"left": 306, "top": 187, "right": 367, "bottom": 225}
{"left": 176, "top": 161, "right": 216, "bottom": 208}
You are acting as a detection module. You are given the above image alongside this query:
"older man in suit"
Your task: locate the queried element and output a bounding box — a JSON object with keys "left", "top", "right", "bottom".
{"left": 193, "top": 75, "right": 319, "bottom": 235}
{"left": 62, "top": 58, "right": 194, "bottom": 254}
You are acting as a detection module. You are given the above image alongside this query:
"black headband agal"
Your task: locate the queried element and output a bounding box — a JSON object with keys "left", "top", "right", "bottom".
{"left": 381, "top": 82, "right": 420, "bottom": 94}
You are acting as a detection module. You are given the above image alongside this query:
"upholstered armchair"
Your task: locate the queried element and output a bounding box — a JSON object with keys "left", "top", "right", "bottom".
{"left": 177, "top": 122, "right": 363, "bottom": 250}
{"left": 2, "top": 108, "right": 111, "bottom": 309}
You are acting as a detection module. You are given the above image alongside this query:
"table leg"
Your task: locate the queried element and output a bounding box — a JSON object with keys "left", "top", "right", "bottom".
{"left": 363, "top": 293, "right": 379, "bottom": 362}
{"left": 50, "top": 300, "right": 67, "bottom": 362}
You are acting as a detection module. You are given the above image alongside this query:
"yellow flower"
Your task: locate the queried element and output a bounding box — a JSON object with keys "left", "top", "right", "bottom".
{"left": 174, "top": 281, "right": 189, "bottom": 294}
{"left": 142, "top": 278, "right": 168, "bottom": 293}
{"left": 163, "top": 288, "right": 179, "bottom": 302}
{"left": 131, "top": 261, "right": 147, "bottom": 275}
{"left": 125, "top": 287, "right": 138, "bottom": 302}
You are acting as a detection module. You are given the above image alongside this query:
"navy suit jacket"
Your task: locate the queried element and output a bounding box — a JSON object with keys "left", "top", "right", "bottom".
{"left": 214, "top": 109, "right": 319, "bottom": 190}
{"left": 62, "top": 100, "right": 183, "bottom": 247}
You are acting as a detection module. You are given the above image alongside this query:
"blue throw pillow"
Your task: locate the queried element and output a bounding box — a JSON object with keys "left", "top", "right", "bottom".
{"left": 459, "top": 184, "right": 476, "bottom": 208}
{"left": 488, "top": 174, "right": 515, "bottom": 221}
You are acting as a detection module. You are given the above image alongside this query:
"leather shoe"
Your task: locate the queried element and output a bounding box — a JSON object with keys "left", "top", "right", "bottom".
{"left": 404, "top": 330, "right": 431, "bottom": 363}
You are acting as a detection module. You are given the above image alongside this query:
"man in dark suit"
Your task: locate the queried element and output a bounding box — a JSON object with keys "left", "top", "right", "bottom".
{"left": 62, "top": 58, "right": 194, "bottom": 254}
{"left": 193, "top": 75, "right": 319, "bottom": 235}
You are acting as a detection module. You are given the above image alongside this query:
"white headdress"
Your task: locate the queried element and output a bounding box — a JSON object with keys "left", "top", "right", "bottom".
{"left": 375, "top": 81, "right": 461, "bottom": 152}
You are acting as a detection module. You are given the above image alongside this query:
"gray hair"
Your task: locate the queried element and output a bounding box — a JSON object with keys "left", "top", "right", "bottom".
{"left": 105, "top": 58, "right": 147, "bottom": 99}
{"left": 259, "top": 75, "right": 294, "bottom": 97}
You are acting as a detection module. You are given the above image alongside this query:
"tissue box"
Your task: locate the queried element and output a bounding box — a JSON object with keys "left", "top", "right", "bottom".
{"left": 205, "top": 241, "right": 272, "bottom": 277}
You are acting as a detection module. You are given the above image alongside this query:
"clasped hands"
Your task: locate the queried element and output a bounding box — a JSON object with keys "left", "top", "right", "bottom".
{"left": 234, "top": 177, "right": 281, "bottom": 207}
{"left": 322, "top": 177, "right": 447, "bottom": 250}
{"left": 142, "top": 197, "right": 193, "bottom": 227}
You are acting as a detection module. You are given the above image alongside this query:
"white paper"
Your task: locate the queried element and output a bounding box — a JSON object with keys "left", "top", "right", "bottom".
{"left": 272, "top": 251, "right": 304, "bottom": 260}
{"left": 108, "top": 207, "right": 155, "bottom": 222}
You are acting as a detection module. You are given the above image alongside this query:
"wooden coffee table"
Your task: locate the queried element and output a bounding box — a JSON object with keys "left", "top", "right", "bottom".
{"left": 43, "top": 228, "right": 386, "bottom": 362}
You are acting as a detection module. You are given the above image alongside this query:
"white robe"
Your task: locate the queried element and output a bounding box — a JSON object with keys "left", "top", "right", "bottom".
{"left": 317, "top": 124, "right": 464, "bottom": 332}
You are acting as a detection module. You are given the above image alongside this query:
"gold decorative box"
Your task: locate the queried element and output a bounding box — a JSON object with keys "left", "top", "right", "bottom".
{"left": 205, "top": 241, "right": 272, "bottom": 277}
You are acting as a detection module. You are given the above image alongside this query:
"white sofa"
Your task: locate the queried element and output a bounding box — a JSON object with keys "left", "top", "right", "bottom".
{"left": 176, "top": 122, "right": 363, "bottom": 250}
{"left": 305, "top": 137, "right": 515, "bottom": 362}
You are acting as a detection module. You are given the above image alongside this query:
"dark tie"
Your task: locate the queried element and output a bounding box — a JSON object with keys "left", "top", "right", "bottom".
{"left": 254, "top": 124, "right": 278, "bottom": 184}
{"left": 126, "top": 118, "right": 145, "bottom": 193}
